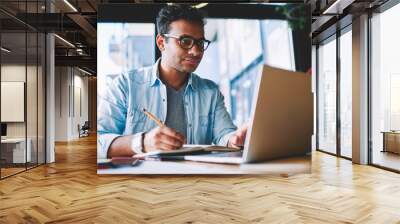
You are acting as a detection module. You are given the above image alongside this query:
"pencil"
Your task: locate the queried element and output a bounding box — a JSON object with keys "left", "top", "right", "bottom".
{"left": 142, "top": 108, "right": 164, "bottom": 127}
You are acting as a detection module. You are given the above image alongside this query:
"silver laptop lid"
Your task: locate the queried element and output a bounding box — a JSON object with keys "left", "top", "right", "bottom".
{"left": 242, "top": 65, "right": 313, "bottom": 163}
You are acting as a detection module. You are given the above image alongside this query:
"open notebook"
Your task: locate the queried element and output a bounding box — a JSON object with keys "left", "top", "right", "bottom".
{"left": 137, "top": 144, "right": 240, "bottom": 157}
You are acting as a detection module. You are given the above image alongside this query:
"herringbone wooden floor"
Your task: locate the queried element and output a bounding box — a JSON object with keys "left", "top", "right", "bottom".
{"left": 0, "top": 135, "right": 400, "bottom": 223}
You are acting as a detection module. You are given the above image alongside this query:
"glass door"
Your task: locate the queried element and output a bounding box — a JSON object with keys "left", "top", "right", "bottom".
{"left": 0, "top": 0, "right": 46, "bottom": 179}
{"left": 317, "top": 36, "right": 337, "bottom": 154}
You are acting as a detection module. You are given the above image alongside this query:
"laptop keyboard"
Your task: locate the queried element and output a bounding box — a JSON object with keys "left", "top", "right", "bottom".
{"left": 205, "top": 151, "right": 243, "bottom": 157}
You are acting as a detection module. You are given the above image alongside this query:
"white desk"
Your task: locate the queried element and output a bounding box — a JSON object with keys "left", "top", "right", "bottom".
{"left": 1, "top": 138, "right": 31, "bottom": 163}
{"left": 97, "top": 156, "right": 310, "bottom": 175}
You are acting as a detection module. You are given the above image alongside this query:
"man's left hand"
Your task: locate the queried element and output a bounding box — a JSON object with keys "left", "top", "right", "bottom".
{"left": 228, "top": 123, "right": 248, "bottom": 149}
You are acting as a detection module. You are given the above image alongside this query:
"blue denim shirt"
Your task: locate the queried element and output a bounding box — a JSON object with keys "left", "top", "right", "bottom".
{"left": 97, "top": 59, "right": 237, "bottom": 158}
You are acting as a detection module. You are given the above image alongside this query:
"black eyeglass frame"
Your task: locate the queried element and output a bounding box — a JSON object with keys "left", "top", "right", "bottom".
{"left": 162, "top": 34, "right": 211, "bottom": 51}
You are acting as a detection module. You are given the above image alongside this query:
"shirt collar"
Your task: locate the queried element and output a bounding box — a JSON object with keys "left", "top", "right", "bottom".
{"left": 149, "top": 58, "right": 161, "bottom": 87}
{"left": 186, "top": 73, "right": 196, "bottom": 91}
{"left": 150, "top": 58, "right": 197, "bottom": 91}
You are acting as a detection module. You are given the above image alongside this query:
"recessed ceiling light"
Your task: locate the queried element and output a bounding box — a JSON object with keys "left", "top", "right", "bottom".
{"left": 1, "top": 47, "right": 11, "bottom": 53}
{"left": 54, "top": 34, "right": 75, "bottom": 48}
{"left": 63, "top": 0, "right": 78, "bottom": 12}
{"left": 78, "top": 67, "right": 92, "bottom": 76}
{"left": 323, "top": 0, "right": 354, "bottom": 15}
{"left": 193, "top": 3, "right": 208, "bottom": 9}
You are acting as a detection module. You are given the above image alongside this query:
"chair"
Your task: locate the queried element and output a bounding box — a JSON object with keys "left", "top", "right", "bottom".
{"left": 78, "top": 121, "right": 90, "bottom": 138}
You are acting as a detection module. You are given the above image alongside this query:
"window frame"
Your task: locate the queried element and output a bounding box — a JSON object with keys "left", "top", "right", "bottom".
{"left": 368, "top": 0, "right": 400, "bottom": 173}
{"left": 315, "top": 23, "right": 353, "bottom": 161}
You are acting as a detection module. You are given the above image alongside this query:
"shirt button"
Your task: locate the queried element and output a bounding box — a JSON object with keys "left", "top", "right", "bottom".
{"left": 188, "top": 124, "right": 192, "bottom": 127}
{"left": 162, "top": 99, "right": 166, "bottom": 102}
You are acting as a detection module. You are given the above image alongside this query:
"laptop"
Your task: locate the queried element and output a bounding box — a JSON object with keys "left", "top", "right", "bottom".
{"left": 179, "top": 65, "right": 313, "bottom": 164}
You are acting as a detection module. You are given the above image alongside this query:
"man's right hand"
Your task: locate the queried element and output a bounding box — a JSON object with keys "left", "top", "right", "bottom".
{"left": 143, "top": 126, "right": 185, "bottom": 152}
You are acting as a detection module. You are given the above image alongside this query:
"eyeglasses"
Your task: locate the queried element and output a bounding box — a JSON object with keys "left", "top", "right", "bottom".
{"left": 162, "top": 34, "right": 211, "bottom": 51}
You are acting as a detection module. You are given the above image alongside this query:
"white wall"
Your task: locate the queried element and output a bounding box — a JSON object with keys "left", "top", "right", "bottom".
{"left": 71, "top": 72, "right": 89, "bottom": 138}
{"left": 54, "top": 67, "right": 89, "bottom": 141}
{"left": 1, "top": 66, "right": 25, "bottom": 133}
{"left": 1, "top": 65, "right": 41, "bottom": 137}
{"left": 1, "top": 65, "right": 27, "bottom": 141}
{"left": 55, "top": 67, "right": 69, "bottom": 141}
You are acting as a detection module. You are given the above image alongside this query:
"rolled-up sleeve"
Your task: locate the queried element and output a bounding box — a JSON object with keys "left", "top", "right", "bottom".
{"left": 212, "top": 90, "right": 237, "bottom": 146}
{"left": 97, "top": 75, "right": 128, "bottom": 159}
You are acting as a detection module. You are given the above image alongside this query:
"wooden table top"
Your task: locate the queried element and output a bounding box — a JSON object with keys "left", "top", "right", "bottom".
{"left": 97, "top": 156, "right": 311, "bottom": 175}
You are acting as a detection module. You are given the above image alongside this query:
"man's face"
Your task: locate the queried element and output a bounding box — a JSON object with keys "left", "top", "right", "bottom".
{"left": 159, "top": 19, "right": 205, "bottom": 74}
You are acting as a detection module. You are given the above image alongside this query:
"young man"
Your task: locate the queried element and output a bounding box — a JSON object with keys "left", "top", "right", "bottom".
{"left": 98, "top": 4, "right": 247, "bottom": 158}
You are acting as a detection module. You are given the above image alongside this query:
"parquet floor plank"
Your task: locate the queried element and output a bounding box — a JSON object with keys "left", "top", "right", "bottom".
{"left": 0, "top": 135, "right": 399, "bottom": 223}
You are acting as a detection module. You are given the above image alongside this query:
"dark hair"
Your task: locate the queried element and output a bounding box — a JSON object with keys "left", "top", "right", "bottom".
{"left": 156, "top": 4, "right": 205, "bottom": 35}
